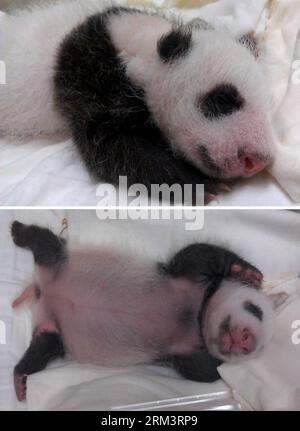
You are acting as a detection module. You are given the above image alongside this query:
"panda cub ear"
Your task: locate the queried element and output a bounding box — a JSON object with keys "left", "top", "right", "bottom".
{"left": 185, "top": 18, "right": 213, "bottom": 31}
{"left": 238, "top": 32, "right": 259, "bottom": 58}
{"left": 157, "top": 27, "right": 192, "bottom": 63}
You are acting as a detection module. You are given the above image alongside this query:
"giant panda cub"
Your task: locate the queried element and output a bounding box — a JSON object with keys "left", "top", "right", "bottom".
{"left": 0, "top": 1, "right": 274, "bottom": 203}
{"left": 11, "top": 221, "right": 285, "bottom": 401}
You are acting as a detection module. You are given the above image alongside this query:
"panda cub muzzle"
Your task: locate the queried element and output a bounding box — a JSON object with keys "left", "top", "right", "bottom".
{"left": 202, "top": 280, "right": 281, "bottom": 362}
{"left": 198, "top": 83, "right": 271, "bottom": 178}
{"left": 219, "top": 316, "right": 257, "bottom": 356}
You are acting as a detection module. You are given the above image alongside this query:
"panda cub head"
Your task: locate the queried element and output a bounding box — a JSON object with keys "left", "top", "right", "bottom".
{"left": 202, "top": 280, "right": 286, "bottom": 362}
{"left": 108, "top": 9, "right": 274, "bottom": 179}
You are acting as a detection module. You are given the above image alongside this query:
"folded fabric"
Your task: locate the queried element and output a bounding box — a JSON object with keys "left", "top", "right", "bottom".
{"left": 265, "top": 0, "right": 300, "bottom": 202}
{"left": 27, "top": 363, "right": 230, "bottom": 411}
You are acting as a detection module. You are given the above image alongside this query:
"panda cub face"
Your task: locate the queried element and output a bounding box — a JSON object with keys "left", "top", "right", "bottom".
{"left": 152, "top": 28, "right": 274, "bottom": 180}
{"left": 109, "top": 10, "right": 274, "bottom": 180}
{"left": 202, "top": 281, "right": 275, "bottom": 362}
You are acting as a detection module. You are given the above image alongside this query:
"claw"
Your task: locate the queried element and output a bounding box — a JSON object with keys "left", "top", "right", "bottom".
{"left": 231, "top": 264, "right": 242, "bottom": 274}
{"left": 230, "top": 263, "right": 263, "bottom": 289}
{"left": 12, "top": 283, "right": 39, "bottom": 308}
{"left": 218, "top": 183, "right": 232, "bottom": 193}
{"left": 205, "top": 193, "right": 218, "bottom": 205}
{"left": 14, "top": 373, "right": 27, "bottom": 402}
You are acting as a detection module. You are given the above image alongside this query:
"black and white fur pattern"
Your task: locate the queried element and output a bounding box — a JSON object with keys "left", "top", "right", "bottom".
{"left": 11, "top": 221, "right": 277, "bottom": 401}
{"left": 1, "top": 0, "right": 274, "bottom": 199}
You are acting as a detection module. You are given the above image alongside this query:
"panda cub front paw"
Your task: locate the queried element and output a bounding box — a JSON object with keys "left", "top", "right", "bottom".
{"left": 203, "top": 179, "right": 232, "bottom": 205}
{"left": 230, "top": 261, "right": 263, "bottom": 289}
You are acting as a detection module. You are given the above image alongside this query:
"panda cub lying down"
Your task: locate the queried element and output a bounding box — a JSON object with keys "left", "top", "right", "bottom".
{"left": 11, "top": 221, "right": 284, "bottom": 402}
{"left": 1, "top": 1, "right": 275, "bottom": 202}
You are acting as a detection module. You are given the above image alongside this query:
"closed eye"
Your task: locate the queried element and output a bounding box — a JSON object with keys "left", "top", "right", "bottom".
{"left": 243, "top": 301, "right": 263, "bottom": 321}
{"left": 198, "top": 83, "right": 244, "bottom": 120}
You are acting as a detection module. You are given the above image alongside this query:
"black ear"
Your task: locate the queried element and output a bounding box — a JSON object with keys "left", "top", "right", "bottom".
{"left": 238, "top": 32, "right": 259, "bottom": 58}
{"left": 157, "top": 28, "right": 192, "bottom": 63}
{"left": 186, "top": 18, "right": 213, "bottom": 31}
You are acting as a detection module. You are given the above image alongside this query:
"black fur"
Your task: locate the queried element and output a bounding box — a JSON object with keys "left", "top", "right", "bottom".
{"left": 54, "top": 7, "right": 220, "bottom": 203}
{"left": 11, "top": 221, "right": 66, "bottom": 267}
{"left": 165, "top": 348, "right": 222, "bottom": 382}
{"left": 244, "top": 301, "right": 263, "bottom": 321}
{"left": 157, "top": 28, "right": 192, "bottom": 63}
{"left": 14, "top": 332, "right": 65, "bottom": 377}
{"left": 14, "top": 331, "right": 64, "bottom": 400}
{"left": 199, "top": 83, "right": 244, "bottom": 120}
{"left": 162, "top": 243, "right": 259, "bottom": 285}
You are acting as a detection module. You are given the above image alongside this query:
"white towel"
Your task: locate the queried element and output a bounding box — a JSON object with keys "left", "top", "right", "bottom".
{"left": 265, "top": 0, "right": 300, "bottom": 202}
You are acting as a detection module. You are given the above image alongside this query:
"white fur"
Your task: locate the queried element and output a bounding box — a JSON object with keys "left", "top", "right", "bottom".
{"left": 0, "top": 1, "right": 274, "bottom": 177}
{"left": 203, "top": 280, "right": 274, "bottom": 362}
{"left": 0, "top": 0, "right": 114, "bottom": 137}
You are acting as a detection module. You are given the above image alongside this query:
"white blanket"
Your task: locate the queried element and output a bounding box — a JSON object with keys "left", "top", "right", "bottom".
{"left": 0, "top": 0, "right": 299, "bottom": 205}
{"left": 264, "top": 0, "right": 300, "bottom": 203}
{"left": 1, "top": 209, "right": 300, "bottom": 411}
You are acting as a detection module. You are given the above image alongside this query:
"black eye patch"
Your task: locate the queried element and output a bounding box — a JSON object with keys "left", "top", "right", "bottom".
{"left": 244, "top": 301, "right": 263, "bottom": 322}
{"left": 199, "top": 84, "right": 244, "bottom": 120}
{"left": 157, "top": 28, "right": 192, "bottom": 63}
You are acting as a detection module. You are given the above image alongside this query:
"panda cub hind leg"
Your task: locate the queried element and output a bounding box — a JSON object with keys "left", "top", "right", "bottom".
{"left": 12, "top": 282, "right": 40, "bottom": 308}
{"left": 14, "top": 315, "right": 65, "bottom": 402}
{"left": 13, "top": 286, "right": 64, "bottom": 401}
{"left": 11, "top": 221, "right": 67, "bottom": 401}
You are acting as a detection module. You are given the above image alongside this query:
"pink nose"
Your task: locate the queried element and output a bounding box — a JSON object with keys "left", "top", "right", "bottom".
{"left": 221, "top": 327, "right": 256, "bottom": 354}
{"left": 240, "top": 154, "right": 267, "bottom": 176}
{"left": 232, "top": 327, "right": 256, "bottom": 353}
